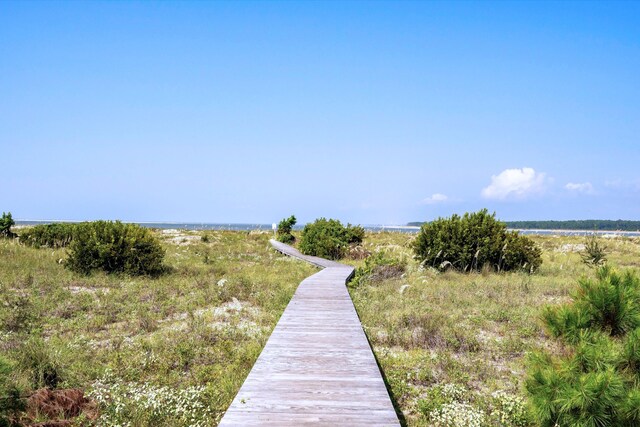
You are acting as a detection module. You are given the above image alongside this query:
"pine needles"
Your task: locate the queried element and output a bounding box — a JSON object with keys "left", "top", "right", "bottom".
{"left": 527, "top": 267, "right": 640, "bottom": 426}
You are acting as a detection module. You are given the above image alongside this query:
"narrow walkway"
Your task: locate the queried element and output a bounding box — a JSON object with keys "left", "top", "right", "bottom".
{"left": 218, "top": 240, "right": 399, "bottom": 426}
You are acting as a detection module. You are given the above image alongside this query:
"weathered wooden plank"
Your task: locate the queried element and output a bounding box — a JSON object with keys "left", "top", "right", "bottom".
{"left": 220, "top": 411, "right": 400, "bottom": 426}
{"left": 218, "top": 240, "right": 399, "bottom": 426}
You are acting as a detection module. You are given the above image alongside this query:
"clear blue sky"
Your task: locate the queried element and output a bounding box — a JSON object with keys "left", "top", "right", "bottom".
{"left": 2, "top": 1, "right": 639, "bottom": 224}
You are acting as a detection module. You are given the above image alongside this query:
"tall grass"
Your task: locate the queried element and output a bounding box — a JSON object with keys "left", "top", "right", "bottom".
{"left": 346, "top": 232, "right": 640, "bottom": 426}
{"left": 0, "top": 229, "right": 315, "bottom": 425}
{"left": 2, "top": 228, "right": 639, "bottom": 426}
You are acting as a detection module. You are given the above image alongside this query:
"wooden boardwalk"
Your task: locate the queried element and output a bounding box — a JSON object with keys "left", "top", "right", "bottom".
{"left": 218, "top": 240, "right": 400, "bottom": 426}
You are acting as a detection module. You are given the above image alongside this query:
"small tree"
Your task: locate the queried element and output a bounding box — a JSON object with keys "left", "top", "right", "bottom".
{"left": 276, "top": 215, "right": 297, "bottom": 244}
{"left": 527, "top": 267, "right": 640, "bottom": 426}
{"left": 581, "top": 233, "right": 607, "bottom": 267}
{"left": 0, "top": 212, "right": 15, "bottom": 238}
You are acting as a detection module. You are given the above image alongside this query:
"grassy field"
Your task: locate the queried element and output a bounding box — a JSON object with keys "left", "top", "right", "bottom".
{"left": 1, "top": 228, "right": 639, "bottom": 426}
{"left": 0, "top": 229, "right": 315, "bottom": 426}
{"left": 345, "top": 233, "right": 640, "bottom": 426}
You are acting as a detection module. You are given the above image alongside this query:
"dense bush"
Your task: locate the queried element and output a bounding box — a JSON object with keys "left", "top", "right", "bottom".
{"left": 276, "top": 215, "right": 296, "bottom": 244}
{"left": 66, "top": 221, "right": 165, "bottom": 276}
{"left": 0, "top": 212, "right": 15, "bottom": 239}
{"left": 298, "top": 218, "right": 364, "bottom": 260}
{"left": 345, "top": 224, "right": 365, "bottom": 245}
{"left": 413, "top": 209, "right": 541, "bottom": 273}
{"left": 527, "top": 267, "right": 640, "bottom": 426}
{"left": 20, "top": 223, "right": 78, "bottom": 248}
{"left": 501, "top": 231, "right": 543, "bottom": 273}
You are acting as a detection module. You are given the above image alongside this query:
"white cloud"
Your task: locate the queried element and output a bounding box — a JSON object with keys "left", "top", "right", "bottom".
{"left": 421, "top": 193, "right": 449, "bottom": 205}
{"left": 565, "top": 182, "right": 594, "bottom": 194}
{"left": 481, "top": 167, "right": 547, "bottom": 200}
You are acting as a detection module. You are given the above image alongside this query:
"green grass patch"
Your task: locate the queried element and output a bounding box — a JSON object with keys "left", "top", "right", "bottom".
{"left": 0, "top": 229, "right": 315, "bottom": 426}
{"left": 3, "top": 228, "right": 639, "bottom": 426}
{"left": 347, "top": 232, "right": 640, "bottom": 426}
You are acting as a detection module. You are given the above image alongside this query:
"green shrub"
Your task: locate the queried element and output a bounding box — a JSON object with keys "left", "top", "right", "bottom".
{"left": 298, "top": 218, "right": 364, "bottom": 260}
{"left": 0, "top": 212, "right": 15, "bottom": 239}
{"left": 526, "top": 267, "right": 640, "bottom": 426}
{"left": 542, "top": 266, "right": 640, "bottom": 342}
{"left": 351, "top": 250, "right": 406, "bottom": 286}
{"left": 581, "top": 233, "right": 608, "bottom": 267}
{"left": 66, "top": 221, "right": 165, "bottom": 276}
{"left": 413, "top": 209, "right": 542, "bottom": 273}
{"left": 19, "top": 223, "right": 78, "bottom": 248}
{"left": 345, "top": 224, "right": 365, "bottom": 245}
{"left": 501, "top": 231, "right": 543, "bottom": 273}
{"left": 276, "top": 215, "right": 297, "bottom": 244}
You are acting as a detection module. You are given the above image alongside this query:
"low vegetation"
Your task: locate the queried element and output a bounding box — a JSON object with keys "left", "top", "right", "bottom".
{"left": 298, "top": 217, "right": 364, "bottom": 260}
{"left": 0, "top": 228, "right": 315, "bottom": 425}
{"left": 2, "top": 218, "right": 639, "bottom": 426}
{"left": 413, "top": 209, "right": 542, "bottom": 273}
{"left": 345, "top": 231, "right": 640, "bottom": 426}
{"left": 18, "top": 221, "right": 165, "bottom": 276}
{"left": 0, "top": 355, "right": 24, "bottom": 426}
{"left": 351, "top": 250, "right": 407, "bottom": 287}
{"left": 275, "top": 215, "right": 296, "bottom": 244}
{"left": 19, "top": 223, "right": 78, "bottom": 249}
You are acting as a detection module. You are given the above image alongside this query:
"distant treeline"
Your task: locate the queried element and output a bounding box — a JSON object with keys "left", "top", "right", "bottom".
{"left": 408, "top": 220, "right": 640, "bottom": 231}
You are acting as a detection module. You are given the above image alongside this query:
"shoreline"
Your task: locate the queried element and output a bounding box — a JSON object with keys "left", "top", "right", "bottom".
{"left": 12, "top": 220, "right": 640, "bottom": 237}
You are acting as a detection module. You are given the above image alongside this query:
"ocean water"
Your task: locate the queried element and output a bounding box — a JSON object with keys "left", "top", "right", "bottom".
{"left": 137, "top": 223, "right": 422, "bottom": 233}
{"left": 15, "top": 221, "right": 421, "bottom": 233}
{"left": 516, "top": 229, "right": 640, "bottom": 237}
{"left": 14, "top": 221, "right": 640, "bottom": 237}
